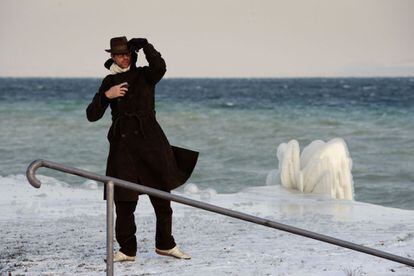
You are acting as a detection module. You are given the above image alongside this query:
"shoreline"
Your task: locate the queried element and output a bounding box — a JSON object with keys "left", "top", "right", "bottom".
{"left": 1, "top": 175, "right": 413, "bottom": 275}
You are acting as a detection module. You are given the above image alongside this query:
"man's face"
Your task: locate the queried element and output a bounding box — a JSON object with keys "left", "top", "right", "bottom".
{"left": 112, "top": 52, "right": 131, "bottom": 69}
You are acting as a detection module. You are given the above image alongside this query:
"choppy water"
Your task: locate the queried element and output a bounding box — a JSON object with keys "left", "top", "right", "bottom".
{"left": 0, "top": 77, "right": 413, "bottom": 209}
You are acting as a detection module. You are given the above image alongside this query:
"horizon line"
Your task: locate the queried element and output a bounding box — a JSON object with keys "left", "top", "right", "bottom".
{"left": 1, "top": 75, "right": 413, "bottom": 79}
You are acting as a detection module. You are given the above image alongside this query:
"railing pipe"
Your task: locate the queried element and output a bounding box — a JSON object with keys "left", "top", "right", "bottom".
{"left": 26, "top": 159, "right": 414, "bottom": 271}
{"left": 106, "top": 181, "right": 114, "bottom": 276}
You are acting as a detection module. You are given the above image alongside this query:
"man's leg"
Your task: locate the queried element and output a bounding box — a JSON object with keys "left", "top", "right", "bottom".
{"left": 148, "top": 194, "right": 176, "bottom": 250}
{"left": 114, "top": 200, "right": 138, "bottom": 256}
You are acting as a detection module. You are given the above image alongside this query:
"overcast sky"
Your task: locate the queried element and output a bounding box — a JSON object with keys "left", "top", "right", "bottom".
{"left": 1, "top": 0, "right": 413, "bottom": 78}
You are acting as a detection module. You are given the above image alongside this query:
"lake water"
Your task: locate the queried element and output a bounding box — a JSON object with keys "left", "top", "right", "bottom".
{"left": 1, "top": 77, "right": 413, "bottom": 210}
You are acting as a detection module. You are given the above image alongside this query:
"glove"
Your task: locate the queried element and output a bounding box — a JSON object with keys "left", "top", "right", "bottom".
{"left": 127, "top": 38, "right": 148, "bottom": 52}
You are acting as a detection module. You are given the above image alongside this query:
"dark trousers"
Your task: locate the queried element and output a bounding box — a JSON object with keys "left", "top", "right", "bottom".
{"left": 115, "top": 195, "right": 176, "bottom": 256}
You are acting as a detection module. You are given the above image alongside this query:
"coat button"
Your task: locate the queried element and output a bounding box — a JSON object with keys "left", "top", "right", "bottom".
{"left": 121, "top": 134, "right": 126, "bottom": 138}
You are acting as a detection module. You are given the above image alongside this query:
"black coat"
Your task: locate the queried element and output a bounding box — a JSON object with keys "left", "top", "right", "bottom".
{"left": 86, "top": 43, "right": 198, "bottom": 201}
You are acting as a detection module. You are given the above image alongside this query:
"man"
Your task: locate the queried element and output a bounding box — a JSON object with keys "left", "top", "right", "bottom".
{"left": 86, "top": 36, "right": 198, "bottom": 262}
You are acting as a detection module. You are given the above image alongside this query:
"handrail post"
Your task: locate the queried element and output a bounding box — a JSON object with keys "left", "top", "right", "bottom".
{"left": 106, "top": 181, "right": 114, "bottom": 276}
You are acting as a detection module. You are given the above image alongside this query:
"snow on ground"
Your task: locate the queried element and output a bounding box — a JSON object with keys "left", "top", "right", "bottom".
{"left": 1, "top": 174, "right": 413, "bottom": 275}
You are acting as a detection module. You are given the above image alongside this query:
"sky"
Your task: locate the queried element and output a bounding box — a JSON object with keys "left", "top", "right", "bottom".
{"left": 0, "top": 0, "right": 413, "bottom": 78}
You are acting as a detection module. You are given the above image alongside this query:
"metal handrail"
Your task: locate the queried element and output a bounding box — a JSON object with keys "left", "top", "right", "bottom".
{"left": 26, "top": 159, "right": 414, "bottom": 275}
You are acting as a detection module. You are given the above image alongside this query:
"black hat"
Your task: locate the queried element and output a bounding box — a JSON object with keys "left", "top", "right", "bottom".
{"left": 105, "top": 36, "right": 130, "bottom": 54}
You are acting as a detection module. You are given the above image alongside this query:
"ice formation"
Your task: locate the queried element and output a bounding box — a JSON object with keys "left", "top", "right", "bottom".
{"left": 272, "top": 138, "right": 354, "bottom": 200}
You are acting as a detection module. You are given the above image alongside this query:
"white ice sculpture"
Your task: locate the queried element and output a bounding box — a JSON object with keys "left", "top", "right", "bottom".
{"left": 273, "top": 138, "right": 354, "bottom": 200}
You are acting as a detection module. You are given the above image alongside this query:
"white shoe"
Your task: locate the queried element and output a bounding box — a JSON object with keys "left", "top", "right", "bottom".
{"left": 155, "top": 245, "right": 191, "bottom": 259}
{"left": 112, "top": 251, "right": 136, "bottom": 262}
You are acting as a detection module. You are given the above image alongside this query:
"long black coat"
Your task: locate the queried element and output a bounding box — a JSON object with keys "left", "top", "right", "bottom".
{"left": 86, "top": 43, "right": 198, "bottom": 201}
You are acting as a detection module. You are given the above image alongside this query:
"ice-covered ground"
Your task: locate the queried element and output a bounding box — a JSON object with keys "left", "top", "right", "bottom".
{"left": 1, "top": 174, "right": 413, "bottom": 275}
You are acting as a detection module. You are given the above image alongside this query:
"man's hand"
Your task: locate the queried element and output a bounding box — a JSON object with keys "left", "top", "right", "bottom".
{"left": 128, "top": 38, "right": 148, "bottom": 52}
{"left": 105, "top": 82, "right": 129, "bottom": 99}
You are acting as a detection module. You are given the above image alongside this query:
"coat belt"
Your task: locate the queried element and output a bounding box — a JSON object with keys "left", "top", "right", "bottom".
{"left": 112, "top": 110, "right": 156, "bottom": 139}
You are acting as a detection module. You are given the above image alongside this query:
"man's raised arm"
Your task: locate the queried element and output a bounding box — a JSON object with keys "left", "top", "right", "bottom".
{"left": 128, "top": 38, "right": 166, "bottom": 85}
{"left": 142, "top": 42, "right": 167, "bottom": 85}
